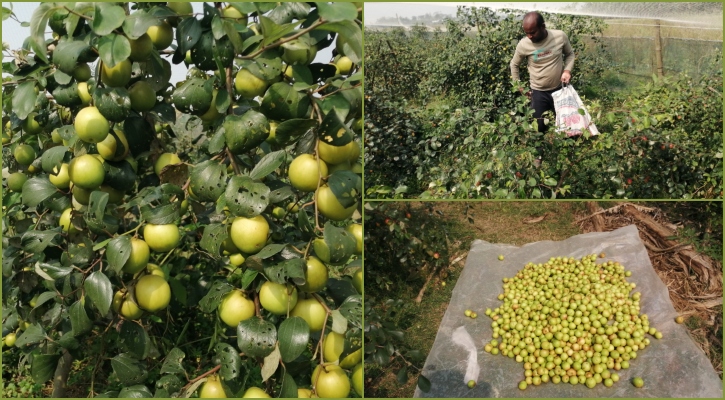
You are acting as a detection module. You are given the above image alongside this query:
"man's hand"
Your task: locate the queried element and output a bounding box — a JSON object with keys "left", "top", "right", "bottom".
{"left": 518, "top": 87, "right": 532, "bottom": 99}
{"left": 561, "top": 70, "right": 571, "bottom": 84}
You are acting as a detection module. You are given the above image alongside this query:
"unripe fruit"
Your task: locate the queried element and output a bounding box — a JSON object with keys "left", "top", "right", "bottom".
{"left": 234, "top": 69, "right": 268, "bottom": 98}
{"left": 300, "top": 256, "right": 328, "bottom": 293}
{"left": 143, "top": 224, "right": 181, "bottom": 252}
{"left": 335, "top": 56, "right": 354, "bottom": 75}
{"left": 77, "top": 82, "right": 92, "bottom": 105}
{"left": 317, "top": 141, "right": 353, "bottom": 165}
{"left": 22, "top": 112, "right": 42, "bottom": 134}
{"left": 154, "top": 153, "right": 181, "bottom": 176}
{"left": 241, "top": 387, "right": 270, "bottom": 398}
{"left": 73, "top": 63, "right": 92, "bottom": 81}
{"left": 352, "top": 364, "right": 363, "bottom": 396}
{"left": 129, "top": 33, "right": 153, "bottom": 61}
{"left": 74, "top": 106, "right": 110, "bottom": 143}
{"left": 632, "top": 377, "right": 644, "bottom": 388}
{"left": 101, "top": 59, "right": 132, "bottom": 87}
{"left": 218, "top": 290, "right": 255, "bottom": 327}
{"left": 7, "top": 172, "right": 28, "bottom": 192}
{"left": 147, "top": 21, "right": 173, "bottom": 50}
{"left": 4, "top": 332, "right": 17, "bottom": 347}
{"left": 14, "top": 144, "right": 36, "bottom": 166}
{"left": 135, "top": 274, "right": 171, "bottom": 312}
{"left": 289, "top": 154, "right": 328, "bottom": 192}
{"left": 259, "top": 281, "right": 298, "bottom": 315}
{"left": 49, "top": 163, "right": 71, "bottom": 189}
{"left": 345, "top": 223, "right": 363, "bottom": 254}
{"left": 123, "top": 238, "right": 150, "bottom": 274}
{"left": 128, "top": 81, "right": 157, "bottom": 112}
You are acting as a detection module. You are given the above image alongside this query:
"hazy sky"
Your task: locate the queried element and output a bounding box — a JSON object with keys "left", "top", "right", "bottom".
{"left": 2, "top": 2, "right": 334, "bottom": 84}
{"left": 364, "top": 2, "right": 573, "bottom": 24}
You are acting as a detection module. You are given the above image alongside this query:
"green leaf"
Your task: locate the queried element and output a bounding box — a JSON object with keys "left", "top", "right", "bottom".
{"left": 118, "top": 385, "right": 153, "bottom": 398}
{"left": 315, "top": 2, "right": 358, "bottom": 22}
{"left": 319, "top": 222, "right": 356, "bottom": 264}
{"left": 52, "top": 41, "right": 92, "bottom": 75}
{"left": 418, "top": 375, "right": 431, "bottom": 393}
{"left": 35, "top": 262, "right": 72, "bottom": 281}
{"left": 31, "top": 354, "right": 60, "bottom": 383}
{"left": 198, "top": 281, "right": 234, "bottom": 313}
{"left": 92, "top": 3, "right": 126, "bottom": 36}
{"left": 396, "top": 366, "right": 408, "bottom": 385}
{"left": 221, "top": 19, "right": 244, "bottom": 54}
{"left": 155, "top": 375, "right": 183, "bottom": 396}
{"left": 318, "top": 108, "right": 353, "bottom": 146}
{"left": 338, "top": 294, "right": 362, "bottom": 328}
{"left": 237, "top": 318, "right": 277, "bottom": 358}
{"left": 69, "top": 300, "right": 93, "bottom": 336}
{"left": 190, "top": 160, "right": 227, "bottom": 202}
{"left": 254, "top": 244, "right": 286, "bottom": 260}
{"left": 258, "top": 16, "right": 298, "bottom": 47}
{"left": 95, "top": 87, "right": 132, "bottom": 122}
{"left": 31, "top": 291, "right": 58, "bottom": 311}
{"left": 328, "top": 170, "right": 361, "bottom": 208}
{"left": 98, "top": 33, "right": 132, "bottom": 68}
{"left": 28, "top": 3, "right": 55, "bottom": 63}
{"left": 279, "top": 372, "right": 298, "bottom": 399}
{"left": 267, "top": 3, "right": 310, "bottom": 24}
{"left": 241, "top": 269, "right": 258, "bottom": 290}
{"left": 318, "top": 20, "right": 361, "bottom": 64}
{"left": 224, "top": 176, "right": 270, "bottom": 218}
{"left": 261, "top": 344, "right": 280, "bottom": 382}
{"left": 319, "top": 94, "right": 351, "bottom": 122}
{"left": 274, "top": 119, "right": 316, "bottom": 147}
{"left": 200, "top": 224, "right": 228, "bottom": 258}
{"left": 21, "top": 230, "right": 59, "bottom": 254}
{"left": 260, "top": 82, "right": 311, "bottom": 121}
{"left": 41, "top": 146, "right": 70, "bottom": 174}
{"left": 176, "top": 16, "right": 202, "bottom": 54}
{"left": 265, "top": 258, "right": 305, "bottom": 286}
{"left": 208, "top": 127, "right": 226, "bottom": 154}
{"left": 544, "top": 177, "right": 558, "bottom": 186}
{"left": 84, "top": 271, "right": 113, "bottom": 316}
{"left": 106, "top": 235, "right": 132, "bottom": 274}
{"left": 160, "top": 347, "right": 186, "bottom": 375}
{"left": 277, "top": 316, "right": 310, "bottom": 363}
{"left": 297, "top": 209, "right": 315, "bottom": 238}
{"left": 249, "top": 150, "right": 285, "bottom": 181}
{"left": 123, "top": 10, "right": 158, "bottom": 39}
{"left": 215, "top": 343, "right": 242, "bottom": 381}
{"left": 111, "top": 353, "right": 149, "bottom": 386}
{"left": 15, "top": 323, "right": 46, "bottom": 347}
{"left": 120, "top": 321, "right": 152, "bottom": 359}
{"left": 12, "top": 81, "right": 38, "bottom": 120}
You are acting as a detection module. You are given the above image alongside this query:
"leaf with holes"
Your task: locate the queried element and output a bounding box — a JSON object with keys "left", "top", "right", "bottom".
{"left": 21, "top": 230, "right": 59, "bottom": 254}
{"left": 265, "top": 258, "right": 306, "bottom": 286}
{"left": 215, "top": 343, "right": 242, "bottom": 381}
{"left": 198, "top": 281, "right": 234, "bottom": 313}
{"left": 106, "top": 235, "right": 131, "bottom": 274}
{"left": 318, "top": 222, "right": 356, "bottom": 265}
{"left": 111, "top": 353, "right": 148, "bottom": 386}
{"left": 120, "top": 321, "right": 152, "bottom": 360}
{"left": 190, "top": 160, "right": 227, "bottom": 202}
{"left": 237, "top": 318, "right": 277, "bottom": 358}
{"left": 224, "top": 176, "right": 270, "bottom": 218}
{"left": 260, "top": 82, "right": 311, "bottom": 121}
{"left": 254, "top": 243, "right": 286, "bottom": 260}
{"left": 160, "top": 347, "right": 186, "bottom": 375}
{"left": 200, "top": 223, "right": 228, "bottom": 258}
{"left": 338, "top": 294, "right": 362, "bottom": 328}
{"left": 277, "top": 316, "right": 309, "bottom": 363}
{"left": 273, "top": 118, "right": 317, "bottom": 147}
{"left": 328, "top": 170, "right": 361, "bottom": 208}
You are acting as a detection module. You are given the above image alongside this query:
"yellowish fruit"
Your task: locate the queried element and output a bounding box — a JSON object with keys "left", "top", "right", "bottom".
{"left": 345, "top": 223, "right": 363, "bottom": 254}
{"left": 68, "top": 154, "right": 105, "bottom": 190}
{"left": 290, "top": 297, "right": 327, "bottom": 332}
{"left": 229, "top": 253, "right": 245, "bottom": 267}
{"left": 222, "top": 5, "right": 247, "bottom": 25}
{"left": 154, "top": 153, "right": 181, "bottom": 176}
{"left": 74, "top": 106, "right": 110, "bottom": 143}
{"left": 297, "top": 388, "right": 314, "bottom": 398}
{"left": 300, "top": 256, "right": 328, "bottom": 293}
{"left": 259, "top": 281, "right": 298, "bottom": 315}
{"left": 22, "top": 112, "right": 43, "bottom": 135}
{"left": 77, "top": 82, "right": 92, "bottom": 105}
{"left": 323, "top": 331, "right": 345, "bottom": 362}
{"left": 120, "top": 296, "right": 143, "bottom": 319}
{"left": 135, "top": 274, "right": 171, "bottom": 312}
{"left": 315, "top": 185, "right": 357, "bottom": 221}
{"left": 218, "top": 290, "right": 255, "bottom": 327}
{"left": 123, "top": 238, "right": 150, "bottom": 274}
{"left": 97, "top": 129, "right": 130, "bottom": 161}
{"left": 49, "top": 163, "right": 71, "bottom": 189}
{"left": 234, "top": 68, "right": 268, "bottom": 99}
{"left": 352, "top": 269, "right": 362, "bottom": 294}
{"left": 241, "top": 387, "right": 270, "bottom": 398}
{"left": 143, "top": 224, "right": 181, "bottom": 252}
{"left": 4, "top": 332, "right": 17, "bottom": 347}
{"left": 128, "top": 81, "right": 157, "bottom": 112}
{"left": 14, "top": 144, "right": 36, "bottom": 166}
{"left": 199, "top": 375, "right": 226, "bottom": 398}
{"left": 129, "top": 33, "right": 153, "bottom": 61}
{"left": 199, "top": 89, "right": 222, "bottom": 122}
{"left": 312, "top": 365, "right": 350, "bottom": 398}
{"left": 59, "top": 208, "right": 77, "bottom": 233}
{"left": 230, "top": 215, "right": 269, "bottom": 254}
{"left": 101, "top": 59, "right": 132, "bottom": 87}
{"left": 289, "top": 154, "right": 328, "bottom": 192}
{"left": 352, "top": 364, "right": 363, "bottom": 396}
{"left": 318, "top": 140, "right": 354, "bottom": 165}
{"left": 147, "top": 21, "right": 174, "bottom": 50}
{"left": 7, "top": 172, "right": 28, "bottom": 192}
{"left": 335, "top": 56, "right": 354, "bottom": 75}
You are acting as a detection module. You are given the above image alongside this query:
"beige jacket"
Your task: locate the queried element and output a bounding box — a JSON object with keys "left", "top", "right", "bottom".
{"left": 510, "top": 29, "right": 575, "bottom": 91}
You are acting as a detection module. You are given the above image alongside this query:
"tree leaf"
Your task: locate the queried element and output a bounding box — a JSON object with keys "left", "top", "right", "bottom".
{"left": 22, "top": 173, "right": 65, "bottom": 209}
{"left": 254, "top": 243, "right": 286, "bottom": 260}
{"left": 21, "top": 230, "right": 59, "bottom": 254}
{"left": 315, "top": 2, "right": 358, "bottom": 22}
{"left": 123, "top": 10, "right": 157, "bottom": 39}
{"left": 273, "top": 119, "right": 316, "bottom": 147}
{"left": 120, "top": 321, "right": 152, "bottom": 359}
{"left": 396, "top": 366, "right": 409, "bottom": 385}
{"left": 265, "top": 258, "right": 306, "bottom": 285}
{"left": 84, "top": 271, "right": 113, "bottom": 316}
{"left": 106, "top": 235, "right": 131, "bottom": 274}
{"left": 98, "top": 33, "right": 131, "bottom": 68}
{"left": 330, "top": 309, "right": 347, "bottom": 334}
{"left": 278, "top": 372, "right": 298, "bottom": 399}
{"left": 261, "top": 344, "right": 280, "bottom": 382}
{"left": 40, "top": 145, "right": 70, "bottom": 174}
{"left": 237, "top": 318, "right": 277, "bottom": 358}
{"left": 15, "top": 323, "right": 46, "bottom": 347}
{"left": 267, "top": 3, "right": 311, "bottom": 24}
{"left": 28, "top": 2, "right": 55, "bottom": 63}
{"left": 417, "top": 375, "right": 431, "bottom": 393}
{"left": 35, "top": 262, "right": 72, "bottom": 281}
{"left": 215, "top": 343, "right": 242, "bottom": 381}
{"left": 249, "top": 150, "right": 285, "bottom": 181}
{"left": 260, "top": 82, "right": 311, "bottom": 121}
{"left": 338, "top": 294, "right": 362, "bottom": 328}
{"left": 224, "top": 176, "right": 270, "bottom": 218}
{"left": 190, "top": 160, "right": 227, "bottom": 202}
{"left": 318, "top": 108, "right": 353, "bottom": 146}
{"left": 318, "top": 20, "right": 361, "bottom": 63}
{"left": 327, "top": 170, "right": 361, "bottom": 208}
{"left": 12, "top": 81, "right": 38, "bottom": 121}
{"left": 92, "top": 3, "right": 126, "bottom": 36}
{"left": 69, "top": 300, "right": 93, "bottom": 337}
{"left": 31, "top": 354, "right": 60, "bottom": 383}
{"left": 277, "top": 316, "right": 309, "bottom": 363}
{"left": 160, "top": 347, "right": 186, "bottom": 375}
{"left": 318, "top": 222, "right": 356, "bottom": 264}
{"left": 258, "top": 16, "right": 298, "bottom": 47}
{"left": 118, "top": 384, "right": 153, "bottom": 398}
{"left": 111, "top": 353, "right": 149, "bottom": 386}
{"left": 155, "top": 375, "right": 183, "bottom": 396}
{"left": 175, "top": 16, "right": 202, "bottom": 54}
{"left": 199, "top": 223, "right": 228, "bottom": 258}
{"left": 198, "top": 281, "right": 233, "bottom": 313}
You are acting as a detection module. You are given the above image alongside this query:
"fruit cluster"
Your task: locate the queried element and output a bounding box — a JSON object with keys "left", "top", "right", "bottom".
{"left": 481, "top": 254, "right": 661, "bottom": 389}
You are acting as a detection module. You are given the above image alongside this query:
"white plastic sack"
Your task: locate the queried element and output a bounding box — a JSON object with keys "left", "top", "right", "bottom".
{"left": 552, "top": 84, "right": 600, "bottom": 137}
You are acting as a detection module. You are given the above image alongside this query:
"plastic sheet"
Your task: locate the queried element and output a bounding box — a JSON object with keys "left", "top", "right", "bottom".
{"left": 414, "top": 225, "right": 722, "bottom": 398}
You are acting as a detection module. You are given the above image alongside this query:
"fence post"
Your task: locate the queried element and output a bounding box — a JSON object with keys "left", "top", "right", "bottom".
{"left": 654, "top": 19, "right": 664, "bottom": 77}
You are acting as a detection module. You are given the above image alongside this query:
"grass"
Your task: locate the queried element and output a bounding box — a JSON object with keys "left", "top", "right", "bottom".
{"left": 364, "top": 201, "right": 586, "bottom": 398}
